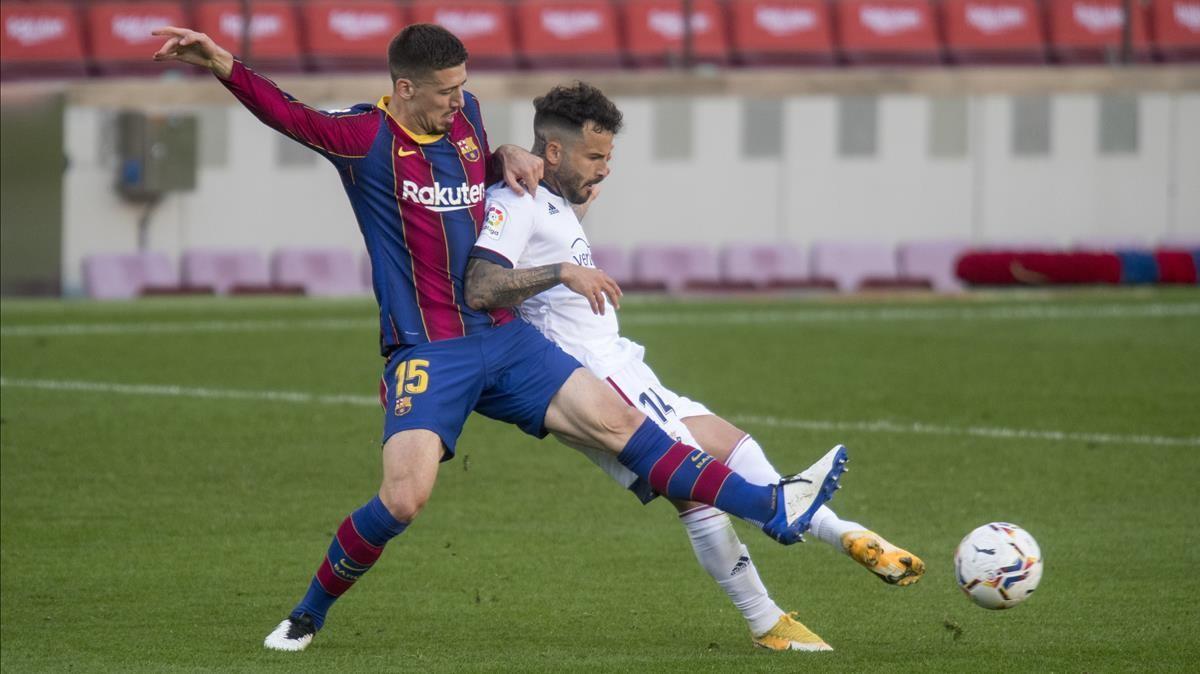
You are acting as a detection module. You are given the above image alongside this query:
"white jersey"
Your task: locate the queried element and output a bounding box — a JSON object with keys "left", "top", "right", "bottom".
{"left": 472, "top": 183, "right": 643, "bottom": 378}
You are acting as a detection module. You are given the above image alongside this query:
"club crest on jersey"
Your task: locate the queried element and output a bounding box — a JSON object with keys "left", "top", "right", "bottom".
{"left": 455, "top": 136, "right": 481, "bottom": 162}
{"left": 394, "top": 395, "right": 413, "bottom": 416}
{"left": 483, "top": 202, "right": 508, "bottom": 239}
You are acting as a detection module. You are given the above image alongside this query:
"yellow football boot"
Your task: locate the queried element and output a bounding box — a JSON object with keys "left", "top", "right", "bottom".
{"left": 752, "top": 613, "right": 833, "bottom": 652}
{"left": 841, "top": 530, "right": 925, "bottom": 586}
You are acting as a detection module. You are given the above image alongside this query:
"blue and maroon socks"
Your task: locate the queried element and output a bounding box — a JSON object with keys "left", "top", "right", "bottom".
{"left": 291, "top": 495, "right": 408, "bottom": 629}
{"left": 617, "top": 418, "right": 775, "bottom": 527}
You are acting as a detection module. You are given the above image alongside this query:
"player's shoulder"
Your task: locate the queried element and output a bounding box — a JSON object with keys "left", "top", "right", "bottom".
{"left": 461, "top": 91, "right": 485, "bottom": 127}
{"left": 324, "top": 102, "right": 381, "bottom": 118}
{"left": 486, "top": 182, "right": 537, "bottom": 215}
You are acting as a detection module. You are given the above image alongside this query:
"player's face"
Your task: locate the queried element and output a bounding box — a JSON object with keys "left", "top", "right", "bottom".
{"left": 557, "top": 124, "right": 614, "bottom": 205}
{"left": 399, "top": 64, "right": 467, "bottom": 135}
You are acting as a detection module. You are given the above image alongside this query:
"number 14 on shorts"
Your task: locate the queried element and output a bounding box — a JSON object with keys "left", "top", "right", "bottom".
{"left": 638, "top": 388, "right": 675, "bottom": 423}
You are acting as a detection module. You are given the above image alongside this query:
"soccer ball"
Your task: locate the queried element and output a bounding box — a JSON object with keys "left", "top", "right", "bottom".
{"left": 954, "top": 522, "right": 1043, "bottom": 610}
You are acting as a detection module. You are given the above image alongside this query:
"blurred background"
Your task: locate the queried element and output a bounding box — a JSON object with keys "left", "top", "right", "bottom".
{"left": 1, "top": 0, "right": 1197, "bottom": 299}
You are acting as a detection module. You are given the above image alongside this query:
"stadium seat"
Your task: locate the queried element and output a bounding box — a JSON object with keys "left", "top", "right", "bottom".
{"left": 940, "top": 0, "right": 1047, "bottom": 64}
{"left": 896, "top": 239, "right": 971, "bottom": 292}
{"left": 632, "top": 244, "right": 719, "bottom": 292}
{"left": 1150, "top": 0, "right": 1200, "bottom": 61}
{"left": 194, "top": 0, "right": 304, "bottom": 71}
{"left": 721, "top": 243, "right": 835, "bottom": 289}
{"left": 727, "top": 0, "right": 836, "bottom": 66}
{"left": 181, "top": 248, "right": 273, "bottom": 295}
{"left": 86, "top": 1, "right": 188, "bottom": 76}
{"left": 1046, "top": 0, "right": 1152, "bottom": 63}
{"left": 514, "top": 0, "right": 623, "bottom": 69}
{"left": 956, "top": 251, "right": 1124, "bottom": 284}
{"left": 271, "top": 248, "right": 363, "bottom": 297}
{"left": 82, "top": 251, "right": 185, "bottom": 299}
{"left": 300, "top": 0, "right": 406, "bottom": 72}
{"left": 409, "top": 1, "right": 517, "bottom": 70}
{"left": 810, "top": 241, "right": 931, "bottom": 291}
{"left": 621, "top": 0, "right": 730, "bottom": 67}
{"left": 590, "top": 245, "right": 636, "bottom": 286}
{"left": 835, "top": 0, "right": 943, "bottom": 65}
{"left": 1155, "top": 249, "right": 1200, "bottom": 283}
{"left": 0, "top": 1, "right": 87, "bottom": 79}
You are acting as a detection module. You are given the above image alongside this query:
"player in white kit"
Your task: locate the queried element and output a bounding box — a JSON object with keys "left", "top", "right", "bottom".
{"left": 465, "top": 83, "right": 924, "bottom": 651}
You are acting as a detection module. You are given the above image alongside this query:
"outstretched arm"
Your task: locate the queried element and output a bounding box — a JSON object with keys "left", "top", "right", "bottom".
{"left": 151, "top": 26, "right": 375, "bottom": 160}
{"left": 465, "top": 257, "right": 622, "bottom": 315}
{"left": 152, "top": 26, "right": 233, "bottom": 78}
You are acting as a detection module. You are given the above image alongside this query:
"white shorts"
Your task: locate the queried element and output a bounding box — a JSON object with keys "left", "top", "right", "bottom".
{"left": 560, "top": 357, "right": 713, "bottom": 504}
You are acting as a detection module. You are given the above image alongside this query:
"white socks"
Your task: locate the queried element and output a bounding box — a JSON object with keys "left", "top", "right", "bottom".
{"left": 677, "top": 433, "right": 870, "bottom": 635}
{"left": 808, "top": 505, "right": 865, "bottom": 550}
{"left": 726, "top": 434, "right": 865, "bottom": 553}
{"left": 680, "top": 507, "right": 782, "bottom": 636}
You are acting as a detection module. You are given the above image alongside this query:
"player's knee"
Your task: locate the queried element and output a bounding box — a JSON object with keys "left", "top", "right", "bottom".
{"left": 599, "top": 404, "right": 646, "bottom": 448}
{"left": 378, "top": 483, "right": 429, "bottom": 523}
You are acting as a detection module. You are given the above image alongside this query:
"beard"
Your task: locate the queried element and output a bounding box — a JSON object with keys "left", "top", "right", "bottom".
{"left": 557, "top": 167, "right": 595, "bottom": 205}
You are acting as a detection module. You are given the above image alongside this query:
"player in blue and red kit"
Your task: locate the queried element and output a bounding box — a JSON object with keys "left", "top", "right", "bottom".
{"left": 152, "top": 23, "right": 847, "bottom": 653}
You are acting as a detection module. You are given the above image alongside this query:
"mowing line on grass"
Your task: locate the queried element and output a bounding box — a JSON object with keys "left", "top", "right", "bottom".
{"left": 3, "top": 376, "right": 1196, "bottom": 448}
{"left": 2, "top": 302, "right": 1198, "bottom": 337}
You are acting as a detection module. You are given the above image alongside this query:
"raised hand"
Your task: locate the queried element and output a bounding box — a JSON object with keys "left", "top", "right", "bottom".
{"left": 151, "top": 26, "right": 234, "bottom": 79}
{"left": 561, "top": 263, "right": 622, "bottom": 316}
{"left": 493, "top": 144, "right": 544, "bottom": 197}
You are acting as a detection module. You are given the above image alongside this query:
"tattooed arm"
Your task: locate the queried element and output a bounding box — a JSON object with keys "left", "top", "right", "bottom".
{"left": 465, "top": 257, "right": 622, "bottom": 315}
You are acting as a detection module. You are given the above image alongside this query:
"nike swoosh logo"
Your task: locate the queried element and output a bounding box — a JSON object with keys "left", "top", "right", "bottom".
{"left": 397, "top": 148, "right": 417, "bottom": 157}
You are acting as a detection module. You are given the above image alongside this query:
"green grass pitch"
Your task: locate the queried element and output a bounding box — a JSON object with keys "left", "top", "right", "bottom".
{"left": 2, "top": 289, "right": 1198, "bottom": 672}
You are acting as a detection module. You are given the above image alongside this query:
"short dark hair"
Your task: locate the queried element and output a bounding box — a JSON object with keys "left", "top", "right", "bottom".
{"left": 388, "top": 24, "right": 468, "bottom": 83}
{"left": 532, "top": 82, "right": 623, "bottom": 150}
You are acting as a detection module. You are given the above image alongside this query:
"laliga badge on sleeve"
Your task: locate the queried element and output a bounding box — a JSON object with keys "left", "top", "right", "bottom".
{"left": 483, "top": 202, "right": 508, "bottom": 239}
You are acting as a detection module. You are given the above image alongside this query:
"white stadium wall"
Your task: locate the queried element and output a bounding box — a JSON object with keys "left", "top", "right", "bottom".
{"left": 53, "top": 72, "right": 1200, "bottom": 295}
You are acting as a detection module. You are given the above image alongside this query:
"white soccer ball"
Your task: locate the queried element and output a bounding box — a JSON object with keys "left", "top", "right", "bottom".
{"left": 954, "top": 522, "right": 1043, "bottom": 610}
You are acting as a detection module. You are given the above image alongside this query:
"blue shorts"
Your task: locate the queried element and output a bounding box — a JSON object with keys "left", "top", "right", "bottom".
{"left": 379, "top": 319, "right": 581, "bottom": 460}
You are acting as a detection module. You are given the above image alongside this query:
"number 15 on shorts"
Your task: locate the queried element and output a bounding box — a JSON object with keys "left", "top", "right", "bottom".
{"left": 393, "top": 359, "right": 428, "bottom": 416}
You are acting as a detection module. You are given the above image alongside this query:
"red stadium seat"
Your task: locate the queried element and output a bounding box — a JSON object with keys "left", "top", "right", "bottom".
{"left": 87, "top": 1, "right": 188, "bottom": 76}
{"left": 514, "top": 0, "right": 622, "bottom": 69}
{"left": 940, "top": 0, "right": 1047, "bottom": 64}
{"left": 0, "top": 1, "right": 86, "bottom": 79}
{"left": 835, "top": 0, "right": 943, "bottom": 65}
{"left": 300, "top": 0, "right": 405, "bottom": 72}
{"left": 409, "top": 1, "right": 517, "bottom": 70}
{"left": 1150, "top": 0, "right": 1200, "bottom": 61}
{"left": 621, "top": 0, "right": 730, "bottom": 67}
{"left": 195, "top": 0, "right": 304, "bottom": 71}
{"left": 1046, "top": 0, "right": 1151, "bottom": 63}
{"left": 728, "top": 0, "right": 836, "bottom": 66}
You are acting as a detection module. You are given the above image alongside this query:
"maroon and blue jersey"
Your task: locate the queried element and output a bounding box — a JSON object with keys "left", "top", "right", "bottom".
{"left": 220, "top": 60, "right": 514, "bottom": 353}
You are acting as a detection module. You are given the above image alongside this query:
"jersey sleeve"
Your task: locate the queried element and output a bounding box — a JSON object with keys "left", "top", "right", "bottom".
{"left": 470, "top": 190, "right": 536, "bottom": 269}
{"left": 219, "top": 60, "right": 377, "bottom": 165}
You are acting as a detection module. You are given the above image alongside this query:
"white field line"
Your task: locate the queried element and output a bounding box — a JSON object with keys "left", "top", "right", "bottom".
{"left": 0, "top": 376, "right": 378, "bottom": 407}
{"left": 2, "top": 302, "right": 1198, "bottom": 337}
{"left": 2, "top": 376, "right": 1196, "bottom": 448}
{"left": 0, "top": 317, "right": 373, "bottom": 337}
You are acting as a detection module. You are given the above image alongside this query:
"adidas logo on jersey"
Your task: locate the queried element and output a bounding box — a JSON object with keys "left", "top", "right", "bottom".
{"left": 400, "top": 180, "right": 484, "bottom": 213}
{"left": 547, "top": 202, "right": 560, "bottom": 215}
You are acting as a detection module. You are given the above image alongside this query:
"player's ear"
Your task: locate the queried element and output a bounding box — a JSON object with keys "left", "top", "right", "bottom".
{"left": 394, "top": 78, "right": 415, "bottom": 100}
{"left": 545, "top": 140, "right": 562, "bottom": 166}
